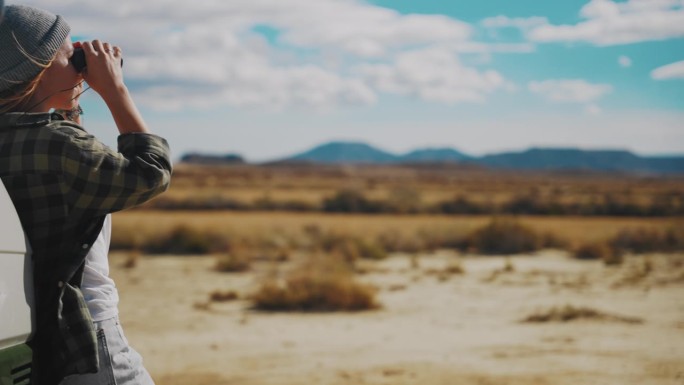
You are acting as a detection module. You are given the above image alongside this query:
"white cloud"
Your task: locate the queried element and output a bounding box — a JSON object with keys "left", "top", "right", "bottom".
{"left": 584, "top": 104, "right": 602, "bottom": 115}
{"left": 528, "top": 79, "right": 613, "bottom": 103}
{"left": 618, "top": 55, "right": 632, "bottom": 67}
{"left": 651, "top": 60, "right": 684, "bottom": 80}
{"left": 528, "top": 0, "right": 684, "bottom": 45}
{"left": 357, "top": 48, "right": 506, "bottom": 104}
{"left": 15, "top": 0, "right": 518, "bottom": 110}
{"left": 481, "top": 15, "right": 548, "bottom": 30}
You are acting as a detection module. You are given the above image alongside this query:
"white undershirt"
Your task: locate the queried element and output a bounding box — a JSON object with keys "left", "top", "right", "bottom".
{"left": 81, "top": 214, "right": 119, "bottom": 322}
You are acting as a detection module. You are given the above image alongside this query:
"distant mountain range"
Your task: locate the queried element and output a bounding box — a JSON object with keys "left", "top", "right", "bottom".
{"left": 181, "top": 141, "right": 684, "bottom": 175}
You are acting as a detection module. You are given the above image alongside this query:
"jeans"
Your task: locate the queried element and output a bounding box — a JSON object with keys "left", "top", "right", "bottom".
{"left": 59, "top": 317, "right": 155, "bottom": 385}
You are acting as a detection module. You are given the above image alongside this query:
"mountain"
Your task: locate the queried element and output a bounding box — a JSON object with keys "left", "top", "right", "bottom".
{"left": 399, "top": 148, "right": 472, "bottom": 163}
{"left": 179, "top": 142, "right": 684, "bottom": 174}
{"left": 181, "top": 153, "right": 245, "bottom": 165}
{"left": 288, "top": 141, "right": 397, "bottom": 164}
{"left": 283, "top": 143, "right": 684, "bottom": 174}
{"left": 476, "top": 148, "right": 643, "bottom": 172}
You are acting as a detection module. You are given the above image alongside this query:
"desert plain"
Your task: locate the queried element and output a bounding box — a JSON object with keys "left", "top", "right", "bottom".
{"left": 109, "top": 164, "right": 684, "bottom": 385}
{"left": 111, "top": 249, "right": 684, "bottom": 385}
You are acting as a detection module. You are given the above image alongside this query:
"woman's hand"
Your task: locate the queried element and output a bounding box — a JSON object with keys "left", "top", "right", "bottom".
{"left": 78, "top": 39, "right": 150, "bottom": 134}
{"left": 80, "top": 40, "right": 125, "bottom": 102}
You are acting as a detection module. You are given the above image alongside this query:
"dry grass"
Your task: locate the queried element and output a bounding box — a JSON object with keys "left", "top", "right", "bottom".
{"left": 122, "top": 250, "right": 141, "bottom": 269}
{"left": 209, "top": 290, "right": 240, "bottom": 302}
{"left": 214, "top": 252, "right": 251, "bottom": 272}
{"left": 148, "top": 164, "right": 684, "bottom": 216}
{"left": 522, "top": 305, "right": 643, "bottom": 324}
{"left": 464, "top": 219, "right": 541, "bottom": 255}
{"left": 573, "top": 242, "right": 623, "bottom": 265}
{"left": 114, "top": 211, "right": 682, "bottom": 248}
{"left": 250, "top": 256, "right": 379, "bottom": 312}
{"left": 424, "top": 260, "right": 465, "bottom": 282}
{"left": 112, "top": 164, "right": 684, "bottom": 261}
{"left": 141, "top": 225, "right": 225, "bottom": 255}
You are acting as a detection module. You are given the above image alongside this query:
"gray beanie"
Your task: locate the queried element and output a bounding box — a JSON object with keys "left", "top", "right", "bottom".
{"left": 0, "top": 5, "right": 70, "bottom": 92}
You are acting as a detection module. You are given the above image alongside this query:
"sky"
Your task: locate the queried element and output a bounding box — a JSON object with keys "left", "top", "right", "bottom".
{"left": 14, "top": 0, "right": 684, "bottom": 161}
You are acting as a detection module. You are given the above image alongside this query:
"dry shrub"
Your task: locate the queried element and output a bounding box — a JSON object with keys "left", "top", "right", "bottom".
{"left": 214, "top": 250, "right": 251, "bottom": 272}
{"left": 603, "top": 251, "right": 624, "bottom": 266}
{"left": 110, "top": 228, "right": 143, "bottom": 250}
{"left": 122, "top": 250, "right": 141, "bottom": 269}
{"left": 610, "top": 227, "right": 684, "bottom": 254}
{"left": 483, "top": 259, "right": 515, "bottom": 283}
{"left": 252, "top": 196, "right": 318, "bottom": 212}
{"left": 465, "top": 219, "right": 540, "bottom": 255}
{"left": 503, "top": 258, "right": 515, "bottom": 272}
{"left": 377, "top": 229, "right": 425, "bottom": 253}
{"left": 417, "top": 226, "right": 469, "bottom": 251}
{"left": 612, "top": 256, "right": 654, "bottom": 287}
{"left": 355, "top": 239, "right": 388, "bottom": 260}
{"left": 574, "top": 241, "right": 623, "bottom": 265}
{"left": 425, "top": 260, "right": 465, "bottom": 281}
{"left": 539, "top": 232, "right": 570, "bottom": 250}
{"left": 209, "top": 290, "right": 239, "bottom": 302}
{"left": 215, "top": 254, "right": 251, "bottom": 272}
{"left": 315, "top": 232, "right": 388, "bottom": 262}
{"left": 251, "top": 256, "right": 379, "bottom": 312}
{"left": 322, "top": 188, "right": 386, "bottom": 213}
{"left": 144, "top": 225, "right": 225, "bottom": 255}
{"left": 574, "top": 242, "right": 612, "bottom": 260}
{"left": 385, "top": 187, "right": 422, "bottom": 214}
{"left": 522, "top": 305, "right": 642, "bottom": 324}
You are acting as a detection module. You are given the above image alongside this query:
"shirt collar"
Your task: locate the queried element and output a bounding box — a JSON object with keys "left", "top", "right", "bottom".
{"left": 0, "top": 112, "right": 64, "bottom": 128}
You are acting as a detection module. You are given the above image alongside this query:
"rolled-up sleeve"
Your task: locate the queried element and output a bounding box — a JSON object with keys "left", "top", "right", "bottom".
{"left": 60, "top": 125, "right": 172, "bottom": 217}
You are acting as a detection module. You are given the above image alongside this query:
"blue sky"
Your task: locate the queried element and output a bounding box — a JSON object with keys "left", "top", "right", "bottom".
{"left": 19, "top": 0, "right": 684, "bottom": 160}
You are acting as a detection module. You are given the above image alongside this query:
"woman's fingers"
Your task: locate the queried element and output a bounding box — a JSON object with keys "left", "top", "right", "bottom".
{"left": 80, "top": 39, "right": 125, "bottom": 98}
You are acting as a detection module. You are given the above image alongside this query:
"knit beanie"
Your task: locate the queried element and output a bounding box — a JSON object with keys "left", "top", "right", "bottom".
{"left": 0, "top": 5, "right": 70, "bottom": 93}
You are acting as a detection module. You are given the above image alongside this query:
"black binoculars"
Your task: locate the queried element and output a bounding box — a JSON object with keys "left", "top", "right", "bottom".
{"left": 70, "top": 47, "right": 123, "bottom": 73}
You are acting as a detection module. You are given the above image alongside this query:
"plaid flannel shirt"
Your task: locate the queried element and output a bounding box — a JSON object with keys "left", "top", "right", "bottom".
{"left": 0, "top": 112, "right": 172, "bottom": 385}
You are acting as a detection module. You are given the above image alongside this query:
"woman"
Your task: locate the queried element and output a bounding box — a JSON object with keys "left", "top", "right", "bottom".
{"left": 0, "top": 5, "right": 171, "bottom": 385}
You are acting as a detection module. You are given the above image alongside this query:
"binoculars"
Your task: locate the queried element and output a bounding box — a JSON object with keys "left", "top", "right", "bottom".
{"left": 70, "top": 46, "right": 123, "bottom": 73}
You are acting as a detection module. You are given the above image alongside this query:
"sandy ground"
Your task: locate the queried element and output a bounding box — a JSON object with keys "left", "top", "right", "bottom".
{"left": 110, "top": 251, "right": 684, "bottom": 385}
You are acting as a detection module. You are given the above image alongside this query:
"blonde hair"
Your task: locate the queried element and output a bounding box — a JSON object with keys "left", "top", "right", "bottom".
{"left": 0, "top": 31, "right": 56, "bottom": 113}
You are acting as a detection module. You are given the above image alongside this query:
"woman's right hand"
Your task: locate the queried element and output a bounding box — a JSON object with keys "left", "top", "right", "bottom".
{"left": 80, "top": 40, "right": 125, "bottom": 101}
{"left": 78, "top": 40, "right": 149, "bottom": 135}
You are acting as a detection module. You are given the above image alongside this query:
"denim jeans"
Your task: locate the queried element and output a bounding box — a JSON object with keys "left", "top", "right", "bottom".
{"left": 59, "top": 317, "right": 155, "bottom": 385}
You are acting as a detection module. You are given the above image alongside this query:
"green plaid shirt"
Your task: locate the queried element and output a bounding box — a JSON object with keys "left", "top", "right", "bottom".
{"left": 0, "top": 112, "right": 172, "bottom": 385}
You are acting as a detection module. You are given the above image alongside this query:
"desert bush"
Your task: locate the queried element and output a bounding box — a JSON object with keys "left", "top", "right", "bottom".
{"left": 610, "top": 227, "right": 684, "bottom": 254}
{"left": 464, "top": 219, "right": 541, "bottom": 255}
{"left": 214, "top": 251, "right": 251, "bottom": 272}
{"left": 416, "top": 227, "right": 469, "bottom": 251}
{"left": 355, "top": 239, "right": 388, "bottom": 260}
{"left": 522, "top": 305, "right": 642, "bottom": 324}
{"left": 377, "top": 229, "right": 425, "bottom": 253}
{"left": 322, "top": 189, "right": 386, "bottom": 213}
{"left": 147, "top": 196, "right": 248, "bottom": 210}
{"left": 253, "top": 197, "right": 318, "bottom": 212}
{"left": 122, "top": 250, "right": 141, "bottom": 269}
{"left": 143, "top": 225, "right": 225, "bottom": 255}
{"left": 436, "top": 195, "right": 487, "bottom": 214}
{"left": 110, "top": 228, "right": 142, "bottom": 250}
{"left": 385, "top": 187, "right": 422, "bottom": 214}
{"left": 209, "top": 290, "right": 239, "bottom": 302}
{"left": 539, "top": 232, "right": 570, "bottom": 250}
{"left": 574, "top": 241, "right": 623, "bottom": 265}
{"left": 312, "top": 231, "right": 388, "bottom": 261}
{"left": 251, "top": 257, "right": 379, "bottom": 312}
{"left": 425, "top": 260, "right": 465, "bottom": 281}
{"left": 574, "top": 242, "right": 613, "bottom": 260}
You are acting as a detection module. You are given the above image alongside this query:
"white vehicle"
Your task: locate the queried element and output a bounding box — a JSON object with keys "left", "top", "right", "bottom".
{"left": 1, "top": 4, "right": 34, "bottom": 383}
{"left": 0, "top": 180, "right": 33, "bottom": 385}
